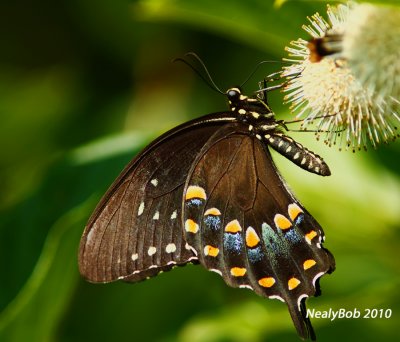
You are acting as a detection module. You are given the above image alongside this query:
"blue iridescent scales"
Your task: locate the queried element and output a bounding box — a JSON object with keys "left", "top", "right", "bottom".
{"left": 79, "top": 87, "right": 334, "bottom": 341}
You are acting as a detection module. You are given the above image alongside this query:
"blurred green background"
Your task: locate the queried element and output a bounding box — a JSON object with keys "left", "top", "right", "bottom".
{"left": 0, "top": 0, "right": 399, "bottom": 341}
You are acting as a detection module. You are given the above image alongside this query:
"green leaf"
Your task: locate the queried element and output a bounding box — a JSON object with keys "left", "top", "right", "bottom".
{"left": 0, "top": 198, "right": 95, "bottom": 342}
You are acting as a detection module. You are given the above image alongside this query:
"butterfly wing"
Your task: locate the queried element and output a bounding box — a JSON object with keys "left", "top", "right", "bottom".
{"left": 182, "top": 123, "right": 335, "bottom": 340}
{"left": 79, "top": 113, "right": 234, "bottom": 283}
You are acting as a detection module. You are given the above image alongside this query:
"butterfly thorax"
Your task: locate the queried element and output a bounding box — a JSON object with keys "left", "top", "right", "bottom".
{"left": 227, "top": 87, "right": 276, "bottom": 126}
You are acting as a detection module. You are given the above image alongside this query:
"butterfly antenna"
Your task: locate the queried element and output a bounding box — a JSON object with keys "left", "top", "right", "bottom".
{"left": 240, "top": 61, "right": 284, "bottom": 88}
{"left": 173, "top": 52, "right": 224, "bottom": 94}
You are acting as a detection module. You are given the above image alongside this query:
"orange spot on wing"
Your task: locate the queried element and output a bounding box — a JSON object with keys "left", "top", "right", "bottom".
{"left": 245, "top": 227, "right": 260, "bottom": 247}
{"left": 225, "top": 220, "right": 242, "bottom": 233}
{"left": 288, "top": 203, "right": 303, "bottom": 221}
{"left": 288, "top": 277, "right": 301, "bottom": 290}
{"left": 305, "top": 230, "right": 317, "bottom": 243}
{"left": 230, "top": 267, "right": 246, "bottom": 277}
{"left": 258, "top": 277, "right": 275, "bottom": 288}
{"left": 185, "top": 219, "right": 199, "bottom": 233}
{"left": 185, "top": 185, "right": 207, "bottom": 200}
{"left": 303, "top": 259, "right": 317, "bottom": 270}
{"left": 204, "top": 245, "right": 219, "bottom": 257}
{"left": 274, "top": 214, "right": 292, "bottom": 230}
{"left": 204, "top": 208, "right": 221, "bottom": 216}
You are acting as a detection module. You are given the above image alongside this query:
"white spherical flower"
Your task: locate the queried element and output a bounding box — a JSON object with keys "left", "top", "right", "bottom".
{"left": 282, "top": 3, "right": 400, "bottom": 151}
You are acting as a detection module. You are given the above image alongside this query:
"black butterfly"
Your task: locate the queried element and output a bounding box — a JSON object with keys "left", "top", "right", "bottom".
{"left": 79, "top": 86, "right": 335, "bottom": 340}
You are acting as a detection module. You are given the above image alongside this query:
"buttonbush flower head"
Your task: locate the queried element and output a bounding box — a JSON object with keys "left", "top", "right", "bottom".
{"left": 282, "top": 3, "right": 400, "bottom": 151}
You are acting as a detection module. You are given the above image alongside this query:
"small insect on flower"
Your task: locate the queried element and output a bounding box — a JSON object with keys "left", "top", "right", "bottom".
{"left": 282, "top": 3, "right": 400, "bottom": 152}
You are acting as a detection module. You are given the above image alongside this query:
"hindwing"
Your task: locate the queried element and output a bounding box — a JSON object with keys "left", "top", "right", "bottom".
{"left": 182, "top": 123, "right": 335, "bottom": 339}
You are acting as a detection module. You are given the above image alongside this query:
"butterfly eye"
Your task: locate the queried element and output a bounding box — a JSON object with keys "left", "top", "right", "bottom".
{"left": 227, "top": 88, "right": 241, "bottom": 102}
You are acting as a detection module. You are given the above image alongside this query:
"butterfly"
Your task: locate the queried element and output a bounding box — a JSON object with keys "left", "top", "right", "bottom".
{"left": 79, "top": 86, "right": 335, "bottom": 340}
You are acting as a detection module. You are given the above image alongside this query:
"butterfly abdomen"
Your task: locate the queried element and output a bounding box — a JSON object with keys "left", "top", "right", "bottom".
{"left": 265, "top": 133, "right": 331, "bottom": 176}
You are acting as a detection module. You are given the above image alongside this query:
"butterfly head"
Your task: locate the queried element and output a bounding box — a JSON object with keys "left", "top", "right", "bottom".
{"left": 226, "top": 87, "right": 246, "bottom": 105}
{"left": 226, "top": 86, "right": 276, "bottom": 127}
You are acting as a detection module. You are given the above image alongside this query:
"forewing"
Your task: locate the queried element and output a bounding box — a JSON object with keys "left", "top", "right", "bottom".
{"left": 79, "top": 116, "right": 228, "bottom": 283}
{"left": 182, "top": 123, "right": 335, "bottom": 340}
